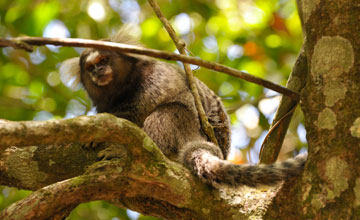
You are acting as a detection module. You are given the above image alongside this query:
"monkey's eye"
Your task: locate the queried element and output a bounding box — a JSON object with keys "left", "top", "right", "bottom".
{"left": 87, "top": 65, "right": 95, "bottom": 72}
{"left": 98, "top": 57, "right": 109, "bottom": 65}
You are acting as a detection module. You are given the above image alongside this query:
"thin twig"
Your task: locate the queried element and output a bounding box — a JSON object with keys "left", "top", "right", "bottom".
{"left": 148, "top": 0, "right": 218, "bottom": 146}
{"left": 259, "top": 45, "right": 307, "bottom": 164}
{"left": 259, "top": 103, "right": 297, "bottom": 161}
{"left": 0, "top": 36, "right": 300, "bottom": 100}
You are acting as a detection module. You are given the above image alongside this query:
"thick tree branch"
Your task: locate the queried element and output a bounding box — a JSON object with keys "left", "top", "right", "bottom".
{"left": 0, "top": 114, "right": 153, "bottom": 151}
{"left": 148, "top": 0, "right": 218, "bottom": 146}
{"left": 0, "top": 114, "right": 279, "bottom": 219}
{"left": 0, "top": 36, "right": 300, "bottom": 100}
{"left": 0, "top": 143, "right": 99, "bottom": 190}
{"left": 0, "top": 159, "right": 194, "bottom": 220}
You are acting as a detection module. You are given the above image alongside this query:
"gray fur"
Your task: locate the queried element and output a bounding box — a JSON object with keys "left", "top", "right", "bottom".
{"left": 61, "top": 28, "right": 307, "bottom": 188}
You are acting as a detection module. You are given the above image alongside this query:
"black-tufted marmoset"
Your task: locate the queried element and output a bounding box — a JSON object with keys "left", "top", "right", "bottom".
{"left": 60, "top": 27, "right": 306, "bottom": 188}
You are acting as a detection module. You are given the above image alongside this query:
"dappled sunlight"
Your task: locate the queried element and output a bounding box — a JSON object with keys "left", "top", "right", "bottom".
{"left": 87, "top": 1, "right": 106, "bottom": 22}
{"left": 173, "top": 13, "right": 192, "bottom": 35}
{"left": 236, "top": 104, "right": 259, "bottom": 130}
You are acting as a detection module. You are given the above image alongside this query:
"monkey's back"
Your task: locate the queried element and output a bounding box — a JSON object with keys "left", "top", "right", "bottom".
{"left": 195, "top": 79, "right": 231, "bottom": 158}
{"left": 139, "top": 59, "right": 231, "bottom": 158}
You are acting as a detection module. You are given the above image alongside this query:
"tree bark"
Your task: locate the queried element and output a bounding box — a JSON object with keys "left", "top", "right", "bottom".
{"left": 265, "top": 0, "right": 360, "bottom": 219}
{"left": 0, "top": 113, "right": 280, "bottom": 220}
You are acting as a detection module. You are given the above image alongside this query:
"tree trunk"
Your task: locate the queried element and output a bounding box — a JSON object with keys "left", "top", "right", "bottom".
{"left": 266, "top": 0, "right": 360, "bottom": 219}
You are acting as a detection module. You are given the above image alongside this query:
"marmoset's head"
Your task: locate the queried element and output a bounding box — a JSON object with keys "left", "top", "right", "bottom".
{"left": 59, "top": 25, "right": 142, "bottom": 100}
{"left": 60, "top": 26, "right": 143, "bottom": 102}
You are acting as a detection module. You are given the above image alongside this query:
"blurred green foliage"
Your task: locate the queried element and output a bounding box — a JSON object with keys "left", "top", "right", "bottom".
{"left": 0, "top": 0, "right": 306, "bottom": 219}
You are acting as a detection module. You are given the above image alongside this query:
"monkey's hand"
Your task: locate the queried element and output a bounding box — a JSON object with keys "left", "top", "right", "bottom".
{"left": 82, "top": 142, "right": 104, "bottom": 149}
{"left": 97, "top": 143, "right": 128, "bottom": 160}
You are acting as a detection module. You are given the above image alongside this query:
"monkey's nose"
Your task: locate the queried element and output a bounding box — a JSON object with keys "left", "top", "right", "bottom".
{"left": 95, "top": 66, "right": 105, "bottom": 72}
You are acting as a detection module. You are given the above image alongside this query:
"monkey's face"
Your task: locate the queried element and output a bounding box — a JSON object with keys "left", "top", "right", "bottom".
{"left": 78, "top": 49, "right": 135, "bottom": 103}
{"left": 81, "top": 50, "right": 114, "bottom": 86}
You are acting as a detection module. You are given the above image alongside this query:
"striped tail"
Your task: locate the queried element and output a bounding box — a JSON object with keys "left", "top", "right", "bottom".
{"left": 181, "top": 141, "right": 307, "bottom": 187}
